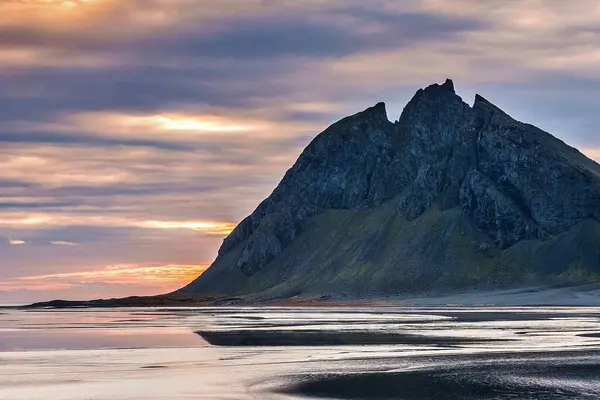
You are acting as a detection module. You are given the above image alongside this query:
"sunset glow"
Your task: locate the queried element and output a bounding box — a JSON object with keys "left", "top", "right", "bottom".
{"left": 0, "top": 263, "right": 210, "bottom": 293}
{"left": 140, "top": 220, "right": 236, "bottom": 235}
{"left": 2, "top": 0, "right": 600, "bottom": 303}
{"left": 0, "top": 213, "right": 235, "bottom": 235}
{"left": 72, "top": 113, "right": 262, "bottom": 134}
{"left": 583, "top": 148, "right": 600, "bottom": 163}
{"left": 155, "top": 116, "right": 252, "bottom": 132}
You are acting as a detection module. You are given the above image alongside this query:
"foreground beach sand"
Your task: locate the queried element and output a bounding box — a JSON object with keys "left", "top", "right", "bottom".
{"left": 2, "top": 306, "right": 600, "bottom": 399}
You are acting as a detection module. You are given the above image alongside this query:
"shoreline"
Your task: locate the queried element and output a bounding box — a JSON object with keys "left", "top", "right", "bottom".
{"left": 13, "top": 283, "right": 600, "bottom": 309}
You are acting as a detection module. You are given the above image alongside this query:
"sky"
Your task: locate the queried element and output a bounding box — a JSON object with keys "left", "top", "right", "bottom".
{"left": 1, "top": 0, "right": 600, "bottom": 303}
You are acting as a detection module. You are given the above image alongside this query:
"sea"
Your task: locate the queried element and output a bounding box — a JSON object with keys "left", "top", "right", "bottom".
{"left": 1, "top": 306, "right": 600, "bottom": 399}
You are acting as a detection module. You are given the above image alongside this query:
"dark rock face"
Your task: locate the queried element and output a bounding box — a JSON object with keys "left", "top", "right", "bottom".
{"left": 460, "top": 170, "right": 539, "bottom": 248}
{"left": 218, "top": 102, "right": 393, "bottom": 257}
{"left": 183, "top": 80, "right": 600, "bottom": 298}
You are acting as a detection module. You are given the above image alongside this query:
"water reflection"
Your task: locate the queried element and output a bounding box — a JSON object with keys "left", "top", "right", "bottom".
{"left": 0, "top": 306, "right": 599, "bottom": 399}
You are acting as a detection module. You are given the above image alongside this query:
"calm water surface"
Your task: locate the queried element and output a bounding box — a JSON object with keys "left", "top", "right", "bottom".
{"left": 1, "top": 306, "right": 600, "bottom": 399}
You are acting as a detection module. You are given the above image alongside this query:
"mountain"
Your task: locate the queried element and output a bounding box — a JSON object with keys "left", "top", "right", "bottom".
{"left": 182, "top": 79, "right": 600, "bottom": 300}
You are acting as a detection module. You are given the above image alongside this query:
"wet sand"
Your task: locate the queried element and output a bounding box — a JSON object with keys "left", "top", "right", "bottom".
{"left": 1, "top": 306, "right": 600, "bottom": 399}
{"left": 284, "top": 352, "right": 600, "bottom": 399}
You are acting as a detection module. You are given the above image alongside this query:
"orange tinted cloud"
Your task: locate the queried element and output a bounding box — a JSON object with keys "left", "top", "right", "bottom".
{"left": 8, "top": 111, "right": 316, "bottom": 140}
{"left": 0, "top": 212, "right": 235, "bottom": 235}
{"left": 0, "top": 263, "right": 209, "bottom": 293}
{"left": 0, "top": 281, "right": 74, "bottom": 292}
{"left": 139, "top": 220, "right": 236, "bottom": 235}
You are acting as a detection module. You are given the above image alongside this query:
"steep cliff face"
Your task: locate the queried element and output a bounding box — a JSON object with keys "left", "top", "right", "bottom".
{"left": 183, "top": 80, "right": 600, "bottom": 298}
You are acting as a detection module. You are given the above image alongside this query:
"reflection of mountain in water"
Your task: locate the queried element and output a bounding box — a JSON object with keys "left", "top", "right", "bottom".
{"left": 196, "top": 329, "right": 508, "bottom": 346}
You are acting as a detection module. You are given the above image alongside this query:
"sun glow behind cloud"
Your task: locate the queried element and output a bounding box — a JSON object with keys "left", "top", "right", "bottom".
{"left": 152, "top": 115, "right": 251, "bottom": 132}
{"left": 0, "top": 213, "right": 235, "bottom": 235}
{"left": 62, "top": 113, "right": 263, "bottom": 135}
{"left": 25, "top": 0, "right": 100, "bottom": 9}
{"left": 139, "top": 220, "right": 236, "bottom": 235}
{"left": 1, "top": 0, "right": 108, "bottom": 25}
{"left": 0, "top": 263, "right": 210, "bottom": 293}
{"left": 2, "top": 0, "right": 600, "bottom": 303}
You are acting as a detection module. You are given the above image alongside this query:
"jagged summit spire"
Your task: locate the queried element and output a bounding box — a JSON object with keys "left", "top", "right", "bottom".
{"left": 398, "top": 78, "right": 464, "bottom": 124}
{"left": 347, "top": 101, "right": 389, "bottom": 123}
{"left": 442, "top": 78, "right": 454, "bottom": 91}
{"left": 422, "top": 78, "right": 456, "bottom": 94}
{"left": 367, "top": 101, "right": 388, "bottom": 121}
{"left": 367, "top": 101, "right": 387, "bottom": 115}
{"left": 473, "top": 93, "right": 513, "bottom": 125}
{"left": 474, "top": 93, "right": 492, "bottom": 106}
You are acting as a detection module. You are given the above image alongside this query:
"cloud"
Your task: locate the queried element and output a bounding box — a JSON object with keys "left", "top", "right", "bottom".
{"left": 2, "top": 0, "right": 600, "bottom": 303}
{"left": 50, "top": 241, "right": 78, "bottom": 246}
{"left": 0, "top": 1, "right": 483, "bottom": 124}
{"left": 0, "top": 212, "right": 236, "bottom": 235}
{"left": 139, "top": 220, "right": 235, "bottom": 235}
{"left": 0, "top": 1, "right": 482, "bottom": 58}
{"left": 0, "top": 263, "right": 210, "bottom": 294}
{"left": 9, "top": 110, "right": 302, "bottom": 139}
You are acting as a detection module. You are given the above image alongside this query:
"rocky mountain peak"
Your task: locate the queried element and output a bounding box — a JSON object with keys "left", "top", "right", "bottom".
{"left": 442, "top": 77, "right": 455, "bottom": 90}
{"left": 472, "top": 93, "right": 515, "bottom": 127}
{"left": 370, "top": 101, "right": 388, "bottom": 116}
{"left": 417, "top": 77, "right": 456, "bottom": 95}
{"left": 348, "top": 101, "right": 389, "bottom": 125}
{"left": 183, "top": 80, "right": 600, "bottom": 299}
{"left": 399, "top": 78, "right": 466, "bottom": 127}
